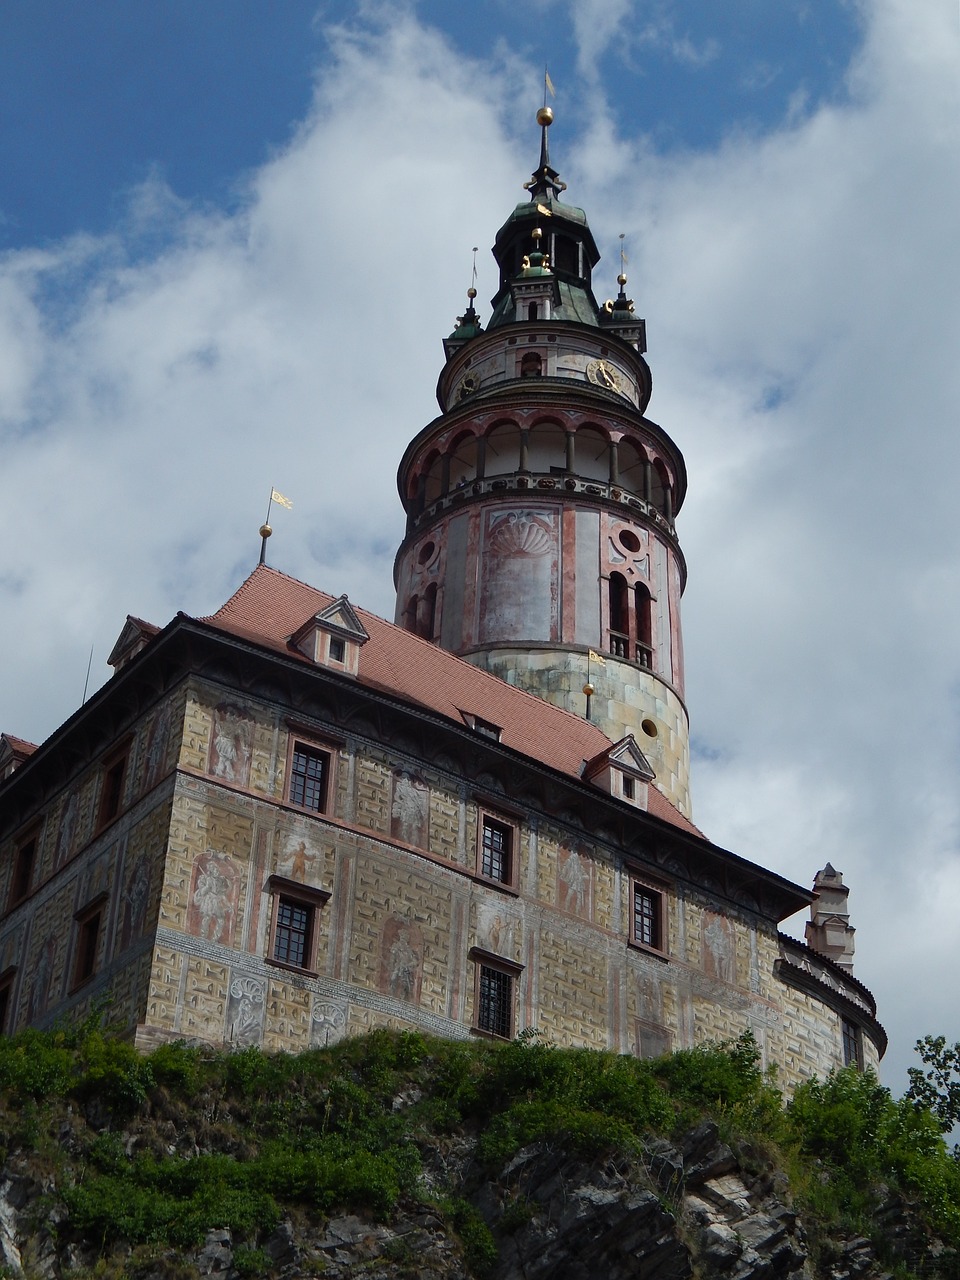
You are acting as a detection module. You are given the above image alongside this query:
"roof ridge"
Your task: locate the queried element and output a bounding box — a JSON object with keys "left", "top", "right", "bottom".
{"left": 205, "top": 563, "right": 618, "bottom": 746}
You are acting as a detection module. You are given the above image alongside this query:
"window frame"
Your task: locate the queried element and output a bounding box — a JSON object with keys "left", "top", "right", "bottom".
{"left": 469, "top": 947, "right": 523, "bottom": 1040}
{"left": 627, "top": 871, "right": 668, "bottom": 958}
{"left": 71, "top": 893, "right": 109, "bottom": 991}
{"left": 265, "top": 874, "right": 330, "bottom": 977}
{"left": 0, "top": 967, "right": 16, "bottom": 1035}
{"left": 7, "top": 825, "right": 40, "bottom": 910}
{"left": 285, "top": 736, "right": 335, "bottom": 815}
{"left": 96, "top": 741, "right": 131, "bottom": 832}
{"left": 476, "top": 809, "right": 519, "bottom": 891}
{"left": 842, "top": 1017, "right": 863, "bottom": 1070}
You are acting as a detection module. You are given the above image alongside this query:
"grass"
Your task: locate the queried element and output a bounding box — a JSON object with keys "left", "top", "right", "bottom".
{"left": 0, "top": 1020, "right": 956, "bottom": 1277}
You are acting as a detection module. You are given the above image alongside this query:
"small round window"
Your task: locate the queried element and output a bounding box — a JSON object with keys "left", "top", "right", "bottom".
{"left": 417, "top": 541, "right": 436, "bottom": 565}
{"left": 641, "top": 718, "right": 658, "bottom": 738}
{"left": 618, "top": 529, "right": 641, "bottom": 553}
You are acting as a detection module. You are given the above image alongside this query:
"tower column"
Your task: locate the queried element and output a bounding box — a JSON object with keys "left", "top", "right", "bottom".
{"left": 609, "top": 438, "right": 621, "bottom": 486}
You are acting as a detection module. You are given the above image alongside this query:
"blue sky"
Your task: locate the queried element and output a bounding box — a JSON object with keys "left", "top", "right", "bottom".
{"left": 1, "top": 1, "right": 959, "bottom": 1096}
{"left": 1, "top": 1, "right": 862, "bottom": 248}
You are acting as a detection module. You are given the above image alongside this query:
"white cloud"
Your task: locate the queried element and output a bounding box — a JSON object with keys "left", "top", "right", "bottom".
{"left": 1, "top": 0, "right": 958, "bottom": 1095}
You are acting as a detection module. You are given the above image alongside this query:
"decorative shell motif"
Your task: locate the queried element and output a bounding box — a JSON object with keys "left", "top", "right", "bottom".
{"left": 488, "top": 512, "right": 553, "bottom": 557}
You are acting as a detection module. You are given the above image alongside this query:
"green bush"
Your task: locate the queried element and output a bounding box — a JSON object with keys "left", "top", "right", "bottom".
{"left": 787, "top": 1067, "right": 960, "bottom": 1247}
{"left": 73, "top": 1030, "right": 155, "bottom": 1116}
{"left": 0, "top": 1028, "right": 73, "bottom": 1101}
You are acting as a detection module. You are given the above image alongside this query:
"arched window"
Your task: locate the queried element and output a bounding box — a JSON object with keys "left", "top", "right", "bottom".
{"left": 527, "top": 303, "right": 539, "bottom": 322}
{"left": 420, "top": 583, "right": 438, "bottom": 641}
{"left": 403, "top": 595, "right": 418, "bottom": 634}
{"left": 526, "top": 421, "right": 566, "bottom": 474}
{"left": 448, "top": 432, "right": 478, "bottom": 489}
{"left": 520, "top": 351, "right": 542, "bottom": 377}
{"left": 576, "top": 426, "right": 610, "bottom": 482}
{"left": 635, "top": 583, "right": 653, "bottom": 670}
{"left": 651, "top": 460, "right": 670, "bottom": 516}
{"left": 423, "top": 451, "right": 445, "bottom": 506}
{"left": 485, "top": 422, "right": 522, "bottom": 475}
{"left": 618, "top": 440, "right": 646, "bottom": 497}
{"left": 608, "top": 573, "right": 630, "bottom": 658}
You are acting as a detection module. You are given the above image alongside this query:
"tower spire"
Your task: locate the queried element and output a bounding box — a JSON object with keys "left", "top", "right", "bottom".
{"left": 523, "top": 106, "right": 567, "bottom": 203}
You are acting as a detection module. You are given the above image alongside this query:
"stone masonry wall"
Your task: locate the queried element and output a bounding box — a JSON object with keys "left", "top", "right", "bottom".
{"left": 134, "top": 677, "right": 876, "bottom": 1088}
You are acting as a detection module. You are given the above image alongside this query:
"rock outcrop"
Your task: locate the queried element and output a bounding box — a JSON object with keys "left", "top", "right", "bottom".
{"left": 0, "top": 1115, "right": 942, "bottom": 1278}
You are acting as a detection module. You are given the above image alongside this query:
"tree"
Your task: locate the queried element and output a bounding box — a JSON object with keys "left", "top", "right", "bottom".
{"left": 906, "top": 1035, "right": 960, "bottom": 1148}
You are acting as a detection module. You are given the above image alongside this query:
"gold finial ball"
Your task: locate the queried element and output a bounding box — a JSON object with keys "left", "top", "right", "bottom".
{"left": 467, "top": 287, "right": 477, "bottom": 299}
{"left": 582, "top": 682, "right": 595, "bottom": 697}
{"left": 537, "top": 106, "right": 554, "bottom": 127}
{"left": 618, "top": 273, "right": 627, "bottom": 286}
{"left": 259, "top": 523, "right": 272, "bottom": 539}
{"left": 532, "top": 226, "right": 542, "bottom": 242}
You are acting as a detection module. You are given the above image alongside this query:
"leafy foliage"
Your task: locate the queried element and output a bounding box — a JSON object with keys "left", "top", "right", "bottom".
{"left": 786, "top": 1066, "right": 960, "bottom": 1246}
{"left": 906, "top": 1036, "right": 960, "bottom": 1145}
{"left": 0, "top": 1022, "right": 957, "bottom": 1277}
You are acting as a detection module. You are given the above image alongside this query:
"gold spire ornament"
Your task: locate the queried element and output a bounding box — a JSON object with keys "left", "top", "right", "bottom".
{"left": 260, "top": 487, "right": 293, "bottom": 565}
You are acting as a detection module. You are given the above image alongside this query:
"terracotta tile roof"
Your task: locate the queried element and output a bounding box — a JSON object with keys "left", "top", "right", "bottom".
{"left": 0, "top": 734, "right": 38, "bottom": 758}
{"left": 200, "top": 565, "right": 701, "bottom": 837}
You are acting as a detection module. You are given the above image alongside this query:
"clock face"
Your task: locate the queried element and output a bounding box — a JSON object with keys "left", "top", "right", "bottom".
{"left": 456, "top": 374, "right": 479, "bottom": 401}
{"left": 586, "top": 358, "right": 623, "bottom": 393}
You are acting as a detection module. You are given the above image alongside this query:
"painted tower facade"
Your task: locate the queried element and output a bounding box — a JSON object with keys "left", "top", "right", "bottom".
{"left": 395, "top": 112, "right": 691, "bottom": 815}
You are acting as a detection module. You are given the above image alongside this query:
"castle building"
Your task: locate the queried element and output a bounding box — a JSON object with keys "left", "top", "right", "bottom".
{"left": 0, "top": 113, "right": 884, "bottom": 1084}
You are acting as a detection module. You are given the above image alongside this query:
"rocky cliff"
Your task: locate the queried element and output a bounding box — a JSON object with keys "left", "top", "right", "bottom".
{"left": 0, "top": 1027, "right": 953, "bottom": 1279}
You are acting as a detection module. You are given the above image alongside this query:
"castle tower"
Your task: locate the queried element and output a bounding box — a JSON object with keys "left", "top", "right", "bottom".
{"left": 394, "top": 110, "right": 691, "bottom": 815}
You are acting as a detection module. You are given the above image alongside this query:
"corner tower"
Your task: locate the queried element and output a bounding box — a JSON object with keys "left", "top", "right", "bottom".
{"left": 394, "top": 110, "right": 691, "bottom": 815}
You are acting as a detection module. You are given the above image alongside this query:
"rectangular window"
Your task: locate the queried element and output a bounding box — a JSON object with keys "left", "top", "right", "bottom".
{"left": 8, "top": 833, "right": 37, "bottom": 908}
{"left": 289, "top": 743, "right": 329, "bottom": 813}
{"left": 0, "top": 970, "right": 15, "bottom": 1035}
{"left": 328, "top": 636, "right": 346, "bottom": 663}
{"left": 274, "top": 898, "right": 313, "bottom": 969}
{"left": 72, "top": 899, "right": 106, "bottom": 990}
{"left": 842, "top": 1019, "right": 862, "bottom": 1069}
{"left": 265, "top": 875, "right": 330, "bottom": 975}
{"left": 477, "top": 966, "right": 513, "bottom": 1038}
{"left": 97, "top": 748, "right": 129, "bottom": 829}
{"left": 477, "top": 811, "right": 518, "bottom": 887}
{"left": 469, "top": 947, "right": 523, "bottom": 1040}
{"left": 629, "top": 876, "right": 667, "bottom": 955}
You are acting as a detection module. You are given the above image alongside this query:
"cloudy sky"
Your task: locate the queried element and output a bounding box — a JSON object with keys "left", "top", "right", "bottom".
{"left": 2, "top": 0, "right": 958, "bottom": 1096}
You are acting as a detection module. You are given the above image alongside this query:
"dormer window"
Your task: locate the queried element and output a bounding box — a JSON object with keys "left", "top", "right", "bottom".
{"left": 582, "top": 735, "right": 655, "bottom": 809}
{"left": 459, "top": 710, "right": 503, "bottom": 742}
{"left": 291, "top": 595, "right": 369, "bottom": 675}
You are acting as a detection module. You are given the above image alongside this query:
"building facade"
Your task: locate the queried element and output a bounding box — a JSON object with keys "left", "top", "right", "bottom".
{"left": 0, "top": 114, "right": 884, "bottom": 1086}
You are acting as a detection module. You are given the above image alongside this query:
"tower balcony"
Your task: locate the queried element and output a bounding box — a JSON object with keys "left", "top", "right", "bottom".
{"left": 404, "top": 467, "right": 678, "bottom": 544}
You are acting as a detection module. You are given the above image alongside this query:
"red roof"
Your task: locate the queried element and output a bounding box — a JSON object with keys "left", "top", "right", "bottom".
{"left": 200, "top": 565, "right": 700, "bottom": 837}
{"left": 0, "top": 734, "right": 38, "bottom": 759}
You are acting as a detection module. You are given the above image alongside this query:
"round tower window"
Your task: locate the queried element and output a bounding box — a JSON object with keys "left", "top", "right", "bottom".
{"left": 641, "top": 718, "right": 658, "bottom": 738}
{"left": 418, "top": 541, "right": 436, "bottom": 565}
{"left": 618, "top": 529, "right": 641, "bottom": 553}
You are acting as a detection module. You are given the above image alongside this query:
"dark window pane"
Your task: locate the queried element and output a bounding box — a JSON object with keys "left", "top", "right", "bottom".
{"left": 842, "top": 1019, "right": 861, "bottom": 1069}
{"left": 481, "top": 818, "right": 510, "bottom": 882}
{"left": 634, "top": 887, "right": 659, "bottom": 948}
{"left": 290, "top": 746, "right": 327, "bottom": 812}
{"left": 478, "top": 966, "right": 512, "bottom": 1037}
{"left": 75, "top": 912, "right": 101, "bottom": 984}
{"left": 274, "top": 898, "right": 312, "bottom": 969}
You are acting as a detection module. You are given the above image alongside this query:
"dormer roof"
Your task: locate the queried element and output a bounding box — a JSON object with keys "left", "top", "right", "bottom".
{"left": 291, "top": 595, "right": 369, "bottom": 647}
{"left": 107, "top": 615, "right": 161, "bottom": 671}
{"left": 583, "top": 735, "right": 657, "bottom": 784}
